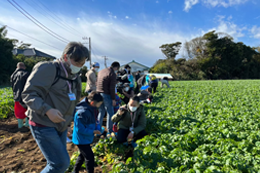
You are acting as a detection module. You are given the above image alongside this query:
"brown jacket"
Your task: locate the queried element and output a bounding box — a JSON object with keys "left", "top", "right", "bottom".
{"left": 85, "top": 69, "right": 97, "bottom": 92}
{"left": 22, "top": 61, "right": 81, "bottom": 132}
{"left": 96, "top": 67, "right": 116, "bottom": 100}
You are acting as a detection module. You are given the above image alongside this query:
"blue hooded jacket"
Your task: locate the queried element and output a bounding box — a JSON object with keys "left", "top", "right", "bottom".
{"left": 72, "top": 99, "right": 97, "bottom": 145}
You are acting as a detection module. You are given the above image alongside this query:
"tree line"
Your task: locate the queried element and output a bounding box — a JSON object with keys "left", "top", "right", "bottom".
{"left": 150, "top": 31, "right": 260, "bottom": 80}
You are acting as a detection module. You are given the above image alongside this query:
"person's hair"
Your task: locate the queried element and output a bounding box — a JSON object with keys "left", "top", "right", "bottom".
{"left": 147, "top": 87, "right": 152, "bottom": 93}
{"left": 87, "top": 91, "right": 103, "bottom": 103}
{"left": 125, "top": 65, "right": 130, "bottom": 69}
{"left": 138, "top": 70, "right": 141, "bottom": 73}
{"left": 17, "top": 62, "right": 25, "bottom": 68}
{"left": 130, "top": 95, "right": 140, "bottom": 103}
{"left": 62, "top": 42, "right": 89, "bottom": 62}
{"left": 111, "top": 61, "right": 120, "bottom": 68}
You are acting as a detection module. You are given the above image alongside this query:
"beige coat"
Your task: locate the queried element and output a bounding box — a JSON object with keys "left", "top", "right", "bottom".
{"left": 85, "top": 69, "right": 97, "bottom": 92}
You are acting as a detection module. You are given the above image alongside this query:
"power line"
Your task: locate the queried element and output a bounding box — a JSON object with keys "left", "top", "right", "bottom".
{"left": 7, "top": 0, "right": 68, "bottom": 44}
{"left": 11, "top": 0, "right": 70, "bottom": 43}
{"left": 22, "top": 0, "right": 80, "bottom": 38}
{"left": 34, "top": 0, "right": 83, "bottom": 37}
{"left": 0, "top": 24, "right": 61, "bottom": 51}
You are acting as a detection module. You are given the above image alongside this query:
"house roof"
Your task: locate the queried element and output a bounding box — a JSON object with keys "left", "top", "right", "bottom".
{"left": 120, "top": 60, "right": 150, "bottom": 70}
{"left": 12, "top": 48, "right": 56, "bottom": 59}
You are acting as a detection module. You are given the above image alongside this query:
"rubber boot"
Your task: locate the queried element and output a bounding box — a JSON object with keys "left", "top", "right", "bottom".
{"left": 24, "top": 118, "right": 29, "bottom": 127}
{"left": 18, "top": 119, "right": 23, "bottom": 128}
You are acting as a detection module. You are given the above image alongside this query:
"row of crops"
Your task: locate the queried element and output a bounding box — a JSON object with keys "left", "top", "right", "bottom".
{"left": 70, "top": 80, "right": 260, "bottom": 172}
{"left": 0, "top": 87, "right": 14, "bottom": 119}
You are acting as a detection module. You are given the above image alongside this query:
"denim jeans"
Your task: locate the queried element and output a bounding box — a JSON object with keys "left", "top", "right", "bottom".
{"left": 98, "top": 93, "right": 114, "bottom": 133}
{"left": 30, "top": 125, "right": 70, "bottom": 173}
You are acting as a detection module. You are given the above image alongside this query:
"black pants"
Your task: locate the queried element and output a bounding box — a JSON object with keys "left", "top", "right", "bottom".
{"left": 150, "top": 83, "right": 158, "bottom": 93}
{"left": 117, "top": 128, "right": 148, "bottom": 143}
{"left": 73, "top": 144, "right": 94, "bottom": 173}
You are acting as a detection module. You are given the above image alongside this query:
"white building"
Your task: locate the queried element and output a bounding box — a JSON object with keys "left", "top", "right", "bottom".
{"left": 119, "top": 60, "right": 150, "bottom": 73}
{"left": 146, "top": 73, "right": 173, "bottom": 80}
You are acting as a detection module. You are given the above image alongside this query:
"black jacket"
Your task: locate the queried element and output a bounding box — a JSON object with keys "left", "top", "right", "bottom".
{"left": 10, "top": 69, "right": 29, "bottom": 105}
{"left": 118, "top": 69, "right": 130, "bottom": 84}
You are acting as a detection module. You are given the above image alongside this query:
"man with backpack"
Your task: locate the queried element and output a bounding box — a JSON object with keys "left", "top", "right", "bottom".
{"left": 10, "top": 62, "right": 30, "bottom": 131}
{"left": 22, "top": 42, "right": 89, "bottom": 173}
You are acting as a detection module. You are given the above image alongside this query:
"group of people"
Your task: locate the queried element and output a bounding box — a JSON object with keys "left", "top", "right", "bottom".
{"left": 10, "top": 42, "right": 170, "bottom": 173}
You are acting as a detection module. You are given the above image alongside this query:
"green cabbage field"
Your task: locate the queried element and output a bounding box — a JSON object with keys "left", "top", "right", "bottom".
{"left": 2, "top": 80, "right": 260, "bottom": 172}
{"left": 0, "top": 87, "right": 14, "bottom": 119}
{"left": 73, "top": 80, "right": 260, "bottom": 173}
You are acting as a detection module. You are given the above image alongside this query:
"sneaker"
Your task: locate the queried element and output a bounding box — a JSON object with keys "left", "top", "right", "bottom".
{"left": 66, "top": 137, "right": 72, "bottom": 143}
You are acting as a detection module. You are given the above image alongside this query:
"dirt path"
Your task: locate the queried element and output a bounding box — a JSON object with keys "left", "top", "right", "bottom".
{"left": 0, "top": 116, "right": 103, "bottom": 173}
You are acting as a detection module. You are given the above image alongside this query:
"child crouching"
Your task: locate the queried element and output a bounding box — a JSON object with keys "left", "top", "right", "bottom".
{"left": 72, "top": 91, "right": 103, "bottom": 173}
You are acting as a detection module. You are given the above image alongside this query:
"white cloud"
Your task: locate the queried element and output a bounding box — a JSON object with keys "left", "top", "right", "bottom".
{"left": 184, "top": 0, "right": 199, "bottom": 12}
{"left": 168, "top": 11, "right": 173, "bottom": 14}
{"left": 114, "top": 16, "right": 117, "bottom": 19}
{"left": 201, "top": 16, "right": 247, "bottom": 40}
{"left": 0, "top": 6, "right": 189, "bottom": 69}
{"left": 77, "top": 18, "right": 80, "bottom": 21}
{"left": 184, "top": 0, "right": 249, "bottom": 12}
{"left": 156, "top": 1, "right": 159, "bottom": 3}
{"left": 227, "top": 15, "right": 232, "bottom": 20}
{"left": 251, "top": 26, "right": 260, "bottom": 38}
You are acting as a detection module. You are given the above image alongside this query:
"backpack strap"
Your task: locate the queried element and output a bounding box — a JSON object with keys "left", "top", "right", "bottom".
{"left": 51, "top": 62, "right": 79, "bottom": 88}
{"left": 51, "top": 63, "right": 61, "bottom": 87}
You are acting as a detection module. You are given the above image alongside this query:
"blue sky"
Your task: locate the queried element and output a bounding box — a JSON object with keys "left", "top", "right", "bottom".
{"left": 0, "top": 0, "right": 259, "bottom": 69}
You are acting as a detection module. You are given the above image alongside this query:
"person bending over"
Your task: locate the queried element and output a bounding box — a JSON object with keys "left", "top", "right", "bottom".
{"left": 111, "top": 96, "right": 147, "bottom": 146}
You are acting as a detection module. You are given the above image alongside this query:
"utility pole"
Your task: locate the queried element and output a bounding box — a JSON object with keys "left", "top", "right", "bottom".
{"left": 82, "top": 36, "right": 91, "bottom": 68}
{"left": 103, "top": 56, "right": 108, "bottom": 68}
{"left": 89, "top": 37, "right": 91, "bottom": 67}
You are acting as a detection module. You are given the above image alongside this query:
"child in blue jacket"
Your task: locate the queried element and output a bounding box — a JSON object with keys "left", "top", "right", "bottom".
{"left": 72, "top": 91, "right": 103, "bottom": 173}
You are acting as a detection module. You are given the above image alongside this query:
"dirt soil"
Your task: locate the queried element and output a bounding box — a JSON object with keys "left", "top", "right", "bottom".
{"left": 0, "top": 116, "right": 105, "bottom": 173}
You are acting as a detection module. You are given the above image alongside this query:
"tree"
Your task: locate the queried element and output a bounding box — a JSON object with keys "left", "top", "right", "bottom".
{"left": 159, "top": 42, "right": 182, "bottom": 59}
{"left": 184, "top": 37, "right": 207, "bottom": 59}
{"left": 80, "top": 66, "right": 88, "bottom": 82}
{"left": 0, "top": 26, "right": 16, "bottom": 85}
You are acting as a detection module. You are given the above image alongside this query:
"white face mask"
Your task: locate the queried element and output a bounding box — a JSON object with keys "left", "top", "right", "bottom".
{"left": 128, "top": 105, "right": 137, "bottom": 112}
{"left": 95, "top": 68, "right": 99, "bottom": 72}
{"left": 68, "top": 58, "right": 82, "bottom": 74}
{"left": 124, "top": 87, "right": 129, "bottom": 92}
{"left": 114, "top": 70, "right": 118, "bottom": 74}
